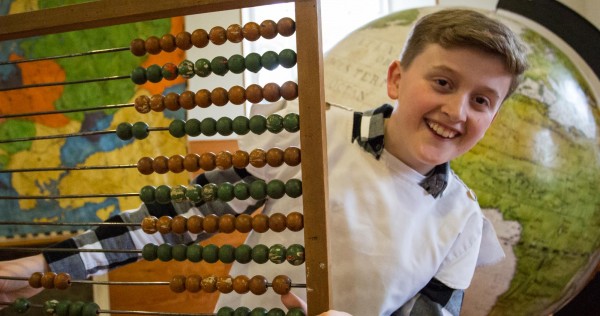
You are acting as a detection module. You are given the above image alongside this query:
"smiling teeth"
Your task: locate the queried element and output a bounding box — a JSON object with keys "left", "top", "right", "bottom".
{"left": 427, "top": 121, "right": 457, "bottom": 139}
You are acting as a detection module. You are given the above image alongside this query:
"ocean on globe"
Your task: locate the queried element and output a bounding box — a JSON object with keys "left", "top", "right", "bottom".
{"left": 324, "top": 7, "right": 600, "bottom": 316}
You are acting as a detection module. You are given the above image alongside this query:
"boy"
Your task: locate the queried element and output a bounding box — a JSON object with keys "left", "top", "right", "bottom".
{"left": 0, "top": 8, "right": 527, "bottom": 316}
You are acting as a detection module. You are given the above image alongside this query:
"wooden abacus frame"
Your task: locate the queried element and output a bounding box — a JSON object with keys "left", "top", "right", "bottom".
{"left": 0, "top": 0, "right": 331, "bottom": 314}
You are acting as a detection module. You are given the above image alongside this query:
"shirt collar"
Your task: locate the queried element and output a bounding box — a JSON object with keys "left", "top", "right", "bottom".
{"left": 350, "top": 103, "right": 449, "bottom": 198}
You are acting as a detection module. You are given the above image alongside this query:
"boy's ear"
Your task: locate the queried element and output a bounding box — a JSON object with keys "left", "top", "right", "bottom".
{"left": 387, "top": 60, "right": 402, "bottom": 99}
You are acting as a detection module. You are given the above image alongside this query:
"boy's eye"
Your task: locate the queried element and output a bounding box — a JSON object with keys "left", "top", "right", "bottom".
{"left": 473, "top": 96, "right": 491, "bottom": 107}
{"left": 435, "top": 79, "right": 449, "bottom": 87}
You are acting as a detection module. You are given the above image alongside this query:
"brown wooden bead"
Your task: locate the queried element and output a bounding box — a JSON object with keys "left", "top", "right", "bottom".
{"left": 171, "top": 215, "right": 188, "bottom": 234}
{"left": 263, "top": 82, "right": 281, "bottom": 102}
{"left": 54, "top": 272, "right": 71, "bottom": 290}
{"left": 150, "top": 94, "right": 166, "bottom": 112}
{"left": 266, "top": 147, "right": 285, "bottom": 167}
{"left": 137, "top": 156, "right": 154, "bottom": 175}
{"left": 216, "top": 151, "right": 232, "bottom": 170}
{"left": 160, "top": 34, "right": 177, "bottom": 52}
{"left": 157, "top": 216, "right": 172, "bottom": 234}
{"left": 252, "top": 214, "right": 270, "bottom": 233}
{"left": 134, "top": 95, "right": 151, "bottom": 114}
{"left": 219, "top": 214, "right": 236, "bottom": 233}
{"left": 228, "top": 85, "right": 246, "bottom": 105}
{"left": 185, "top": 274, "right": 202, "bottom": 293}
{"left": 141, "top": 216, "right": 159, "bottom": 234}
{"left": 216, "top": 275, "right": 234, "bottom": 293}
{"left": 284, "top": 147, "right": 301, "bottom": 166}
{"left": 277, "top": 17, "right": 296, "bottom": 37}
{"left": 191, "top": 29, "right": 209, "bottom": 48}
{"left": 179, "top": 91, "right": 196, "bottom": 110}
{"left": 269, "top": 212, "right": 287, "bottom": 233}
{"left": 184, "top": 153, "right": 200, "bottom": 172}
{"left": 233, "top": 275, "right": 250, "bottom": 294}
{"left": 203, "top": 214, "right": 219, "bottom": 233}
{"left": 281, "top": 81, "right": 298, "bottom": 101}
{"left": 211, "top": 87, "right": 229, "bottom": 107}
{"left": 187, "top": 215, "right": 204, "bottom": 234}
{"left": 168, "top": 155, "right": 185, "bottom": 173}
{"left": 272, "top": 275, "right": 292, "bottom": 295}
{"left": 235, "top": 214, "right": 253, "bottom": 233}
{"left": 226, "top": 24, "right": 243, "bottom": 43}
{"left": 170, "top": 275, "right": 186, "bottom": 293}
{"left": 175, "top": 31, "right": 193, "bottom": 50}
{"left": 195, "top": 89, "right": 212, "bottom": 108}
{"left": 152, "top": 156, "right": 170, "bottom": 174}
{"left": 249, "top": 275, "right": 268, "bottom": 295}
{"left": 130, "top": 38, "right": 146, "bottom": 56}
{"left": 249, "top": 149, "right": 267, "bottom": 168}
{"left": 201, "top": 275, "right": 218, "bottom": 293}
{"left": 41, "top": 272, "right": 57, "bottom": 289}
{"left": 242, "top": 22, "right": 261, "bottom": 41}
{"left": 28, "top": 272, "right": 43, "bottom": 288}
{"left": 245, "top": 84, "right": 263, "bottom": 104}
{"left": 199, "top": 152, "right": 216, "bottom": 171}
{"left": 286, "top": 212, "right": 304, "bottom": 232}
{"left": 260, "top": 19, "right": 278, "bottom": 39}
{"left": 164, "top": 92, "right": 181, "bottom": 111}
{"left": 209, "top": 26, "right": 227, "bottom": 45}
{"left": 145, "top": 36, "right": 161, "bottom": 55}
{"left": 232, "top": 150, "right": 250, "bottom": 169}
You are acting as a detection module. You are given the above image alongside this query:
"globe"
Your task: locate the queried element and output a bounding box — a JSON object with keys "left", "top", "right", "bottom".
{"left": 324, "top": 7, "right": 600, "bottom": 316}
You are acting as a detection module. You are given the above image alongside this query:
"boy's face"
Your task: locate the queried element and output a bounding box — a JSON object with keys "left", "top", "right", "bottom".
{"left": 385, "top": 44, "right": 512, "bottom": 175}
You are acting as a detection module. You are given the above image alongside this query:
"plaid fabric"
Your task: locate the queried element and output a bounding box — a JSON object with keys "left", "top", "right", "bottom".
{"left": 392, "top": 278, "right": 464, "bottom": 316}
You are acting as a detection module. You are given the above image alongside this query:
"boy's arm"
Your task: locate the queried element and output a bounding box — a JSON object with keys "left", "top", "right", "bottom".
{"left": 393, "top": 278, "right": 463, "bottom": 316}
{"left": 0, "top": 254, "right": 49, "bottom": 306}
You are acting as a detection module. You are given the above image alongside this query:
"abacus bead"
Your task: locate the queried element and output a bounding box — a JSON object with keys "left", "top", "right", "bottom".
{"left": 260, "top": 19, "right": 278, "bottom": 39}
{"left": 228, "top": 85, "right": 246, "bottom": 105}
{"left": 202, "top": 183, "right": 219, "bottom": 202}
{"left": 269, "top": 244, "right": 287, "bottom": 263}
{"left": 168, "top": 155, "right": 185, "bottom": 173}
{"left": 244, "top": 53, "right": 262, "bottom": 73}
{"left": 164, "top": 92, "right": 181, "bottom": 111}
{"left": 269, "top": 212, "right": 287, "bottom": 232}
{"left": 156, "top": 215, "right": 172, "bottom": 234}
{"left": 279, "top": 49, "right": 297, "bottom": 68}
{"left": 12, "top": 298, "right": 30, "bottom": 313}
{"left": 283, "top": 113, "right": 300, "bottom": 132}
{"left": 209, "top": 26, "right": 227, "bottom": 45}
{"left": 195, "top": 89, "right": 212, "bottom": 108}
{"left": 199, "top": 152, "right": 216, "bottom": 171}
{"left": 232, "top": 150, "right": 250, "bottom": 169}
{"left": 211, "top": 87, "right": 229, "bottom": 106}
{"left": 228, "top": 54, "right": 246, "bottom": 74}
{"left": 216, "top": 275, "right": 234, "bottom": 293}
{"left": 179, "top": 90, "right": 196, "bottom": 110}
{"left": 287, "top": 308, "right": 305, "bottom": 316}
{"left": 252, "top": 244, "right": 269, "bottom": 264}
{"left": 150, "top": 94, "right": 166, "bottom": 112}
{"left": 249, "top": 115, "right": 267, "bottom": 135}
{"left": 277, "top": 17, "right": 296, "bottom": 36}
{"left": 211, "top": 56, "right": 229, "bottom": 76}
{"left": 157, "top": 243, "right": 173, "bottom": 261}
{"left": 178, "top": 59, "right": 195, "bottom": 79}
{"left": 130, "top": 38, "right": 146, "bottom": 56}
{"left": 142, "top": 243, "right": 158, "bottom": 261}
{"left": 155, "top": 185, "right": 172, "bottom": 204}
{"left": 235, "top": 244, "right": 252, "bottom": 263}
{"left": 130, "top": 66, "right": 147, "bottom": 84}
{"left": 169, "top": 119, "right": 186, "bottom": 138}
{"left": 284, "top": 146, "right": 301, "bottom": 166}
{"left": 68, "top": 301, "right": 85, "bottom": 316}
{"left": 170, "top": 275, "right": 186, "bottom": 293}
{"left": 201, "top": 118, "right": 218, "bottom": 136}
{"left": 55, "top": 300, "right": 71, "bottom": 316}
{"left": 187, "top": 185, "right": 203, "bottom": 203}
{"left": 261, "top": 51, "right": 279, "bottom": 71}
{"left": 249, "top": 275, "right": 268, "bottom": 295}
{"left": 172, "top": 244, "right": 188, "bottom": 261}
{"left": 263, "top": 83, "right": 281, "bottom": 102}
{"left": 286, "top": 179, "right": 303, "bottom": 198}
{"left": 184, "top": 153, "right": 200, "bottom": 172}
{"left": 235, "top": 214, "right": 253, "bottom": 233}
{"left": 226, "top": 24, "right": 244, "bottom": 43}
{"left": 29, "top": 272, "right": 43, "bottom": 288}
{"left": 203, "top": 214, "right": 219, "bottom": 233}
{"left": 145, "top": 36, "right": 161, "bottom": 54}
{"left": 245, "top": 83, "right": 263, "bottom": 103}
{"left": 233, "top": 182, "right": 250, "bottom": 200}
{"left": 175, "top": 31, "right": 193, "bottom": 50}
{"left": 137, "top": 156, "right": 154, "bottom": 175}
{"left": 286, "top": 244, "right": 305, "bottom": 265}
{"left": 286, "top": 212, "right": 304, "bottom": 231}
{"left": 146, "top": 64, "right": 163, "bottom": 83}
{"left": 218, "top": 244, "right": 236, "bottom": 263}
{"left": 44, "top": 299, "right": 59, "bottom": 315}
{"left": 267, "top": 179, "right": 286, "bottom": 199}
{"left": 203, "top": 244, "right": 219, "bottom": 263}
{"left": 132, "top": 121, "right": 150, "bottom": 140}
{"left": 187, "top": 244, "right": 203, "bottom": 262}
{"left": 115, "top": 122, "right": 133, "bottom": 140}
{"left": 217, "top": 307, "right": 235, "bottom": 316}
{"left": 160, "top": 33, "right": 177, "bottom": 52}
{"left": 54, "top": 273, "right": 71, "bottom": 289}
{"left": 194, "top": 58, "right": 212, "bottom": 77}
{"left": 191, "top": 28, "right": 209, "bottom": 48}
{"left": 216, "top": 117, "right": 234, "bottom": 136}
{"left": 185, "top": 274, "right": 202, "bottom": 292}
{"left": 266, "top": 147, "right": 284, "bottom": 167}
{"left": 152, "top": 155, "right": 169, "bottom": 174}
{"left": 162, "top": 63, "right": 179, "bottom": 81}
{"left": 217, "top": 182, "right": 235, "bottom": 202}
{"left": 271, "top": 275, "right": 292, "bottom": 295}
{"left": 242, "top": 22, "right": 261, "bottom": 41}
{"left": 249, "top": 149, "right": 267, "bottom": 168}
{"left": 41, "top": 272, "right": 56, "bottom": 289}
{"left": 134, "top": 95, "right": 151, "bottom": 113}
{"left": 250, "top": 307, "right": 268, "bottom": 316}
{"left": 140, "top": 186, "right": 157, "bottom": 205}
{"left": 250, "top": 180, "right": 268, "bottom": 200}
{"left": 280, "top": 81, "right": 298, "bottom": 101}
{"left": 171, "top": 185, "right": 187, "bottom": 202}
{"left": 235, "top": 307, "right": 251, "bottom": 316}
{"left": 232, "top": 116, "right": 250, "bottom": 135}
{"left": 219, "top": 214, "right": 236, "bottom": 233}
{"left": 266, "top": 114, "right": 284, "bottom": 134}
{"left": 252, "top": 214, "right": 270, "bottom": 233}
{"left": 233, "top": 275, "right": 250, "bottom": 294}
{"left": 185, "top": 118, "right": 202, "bottom": 137}
{"left": 266, "top": 308, "right": 285, "bottom": 316}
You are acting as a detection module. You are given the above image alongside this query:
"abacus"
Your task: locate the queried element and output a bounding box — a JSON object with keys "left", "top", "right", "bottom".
{"left": 0, "top": 0, "right": 330, "bottom": 315}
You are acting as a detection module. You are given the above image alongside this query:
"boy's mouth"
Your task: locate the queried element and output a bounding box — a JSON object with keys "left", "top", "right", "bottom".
{"left": 426, "top": 120, "right": 459, "bottom": 139}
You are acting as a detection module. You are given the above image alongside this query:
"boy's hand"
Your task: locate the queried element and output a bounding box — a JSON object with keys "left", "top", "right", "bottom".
{"left": 0, "top": 254, "right": 48, "bottom": 307}
{"left": 281, "top": 292, "right": 353, "bottom": 316}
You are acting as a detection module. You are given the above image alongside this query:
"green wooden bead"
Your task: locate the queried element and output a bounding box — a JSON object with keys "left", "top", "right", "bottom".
{"left": 249, "top": 180, "right": 267, "bottom": 200}
{"left": 245, "top": 52, "right": 262, "bottom": 73}
{"left": 217, "top": 307, "right": 235, "bottom": 316}
{"left": 162, "top": 63, "right": 179, "bottom": 80}
{"left": 146, "top": 64, "right": 163, "bottom": 83}
{"left": 130, "top": 66, "right": 147, "bottom": 84}
{"left": 267, "top": 179, "right": 286, "bottom": 199}
{"left": 285, "top": 179, "right": 303, "bottom": 198}
{"left": 216, "top": 117, "right": 233, "bottom": 136}
{"left": 185, "top": 118, "right": 202, "bottom": 137}
{"left": 249, "top": 115, "right": 267, "bottom": 135}
{"left": 286, "top": 244, "right": 305, "bottom": 266}
{"left": 217, "top": 182, "right": 235, "bottom": 202}
{"left": 140, "top": 185, "right": 156, "bottom": 204}
{"left": 115, "top": 122, "right": 133, "bottom": 140}
{"left": 202, "top": 244, "right": 219, "bottom": 263}
{"left": 279, "top": 49, "right": 297, "bottom": 69}
{"left": 261, "top": 51, "right": 279, "bottom": 70}
{"left": 283, "top": 113, "right": 300, "bottom": 132}
{"left": 169, "top": 119, "right": 187, "bottom": 138}
{"left": 232, "top": 116, "right": 250, "bottom": 135}
{"left": 68, "top": 301, "right": 85, "bottom": 316}
{"left": 170, "top": 185, "right": 187, "bottom": 203}
{"left": 132, "top": 121, "right": 150, "bottom": 140}
{"left": 178, "top": 59, "right": 195, "bottom": 79}
{"left": 187, "top": 244, "right": 203, "bottom": 262}
{"left": 234, "top": 306, "right": 251, "bottom": 316}
{"left": 186, "top": 184, "right": 203, "bottom": 202}
{"left": 194, "top": 58, "right": 212, "bottom": 77}
{"left": 82, "top": 302, "right": 100, "bottom": 316}
{"left": 55, "top": 300, "right": 72, "bottom": 316}
{"left": 286, "top": 308, "right": 305, "bottom": 316}
{"left": 157, "top": 243, "right": 173, "bottom": 262}
{"left": 172, "top": 244, "right": 188, "bottom": 261}
{"left": 218, "top": 244, "right": 236, "bottom": 263}
{"left": 266, "top": 308, "right": 286, "bottom": 316}
{"left": 228, "top": 54, "right": 246, "bottom": 74}
{"left": 235, "top": 244, "right": 252, "bottom": 263}
{"left": 250, "top": 307, "right": 268, "bottom": 316}
{"left": 211, "top": 56, "right": 229, "bottom": 76}
{"left": 155, "top": 185, "right": 172, "bottom": 204}
{"left": 266, "top": 114, "right": 284, "bottom": 134}
{"left": 269, "top": 244, "right": 287, "bottom": 264}
{"left": 141, "top": 243, "right": 158, "bottom": 261}
{"left": 201, "top": 117, "right": 217, "bottom": 136}
{"left": 12, "top": 298, "right": 30, "bottom": 314}
{"left": 252, "top": 244, "right": 269, "bottom": 264}
{"left": 233, "top": 182, "right": 250, "bottom": 200}
{"left": 201, "top": 183, "right": 219, "bottom": 202}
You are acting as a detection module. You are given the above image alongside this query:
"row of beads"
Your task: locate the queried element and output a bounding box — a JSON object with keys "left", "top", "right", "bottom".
{"left": 137, "top": 147, "right": 301, "bottom": 175}
{"left": 169, "top": 274, "right": 292, "bottom": 296}
{"left": 142, "top": 243, "right": 304, "bottom": 266}
{"left": 130, "top": 18, "right": 296, "bottom": 56}
{"left": 139, "top": 179, "right": 302, "bottom": 204}
{"left": 28, "top": 272, "right": 71, "bottom": 290}
{"left": 11, "top": 298, "right": 99, "bottom": 316}
{"left": 142, "top": 212, "right": 303, "bottom": 235}
{"left": 216, "top": 306, "right": 304, "bottom": 316}
{"left": 131, "top": 49, "right": 296, "bottom": 84}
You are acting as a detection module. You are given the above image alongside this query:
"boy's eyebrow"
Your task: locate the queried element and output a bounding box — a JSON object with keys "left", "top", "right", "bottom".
{"left": 429, "top": 65, "right": 502, "bottom": 100}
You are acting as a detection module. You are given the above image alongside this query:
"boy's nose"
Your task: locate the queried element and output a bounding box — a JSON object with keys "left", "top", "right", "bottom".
{"left": 441, "top": 97, "right": 468, "bottom": 122}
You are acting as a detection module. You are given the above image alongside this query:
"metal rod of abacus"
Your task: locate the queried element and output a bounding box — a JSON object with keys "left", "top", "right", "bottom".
{"left": 0, "top": 221, "right": 140, "bottom": 227}
{"left": 0, "top": 103, "right": 134, "bottom": 119}
{"left": 0, "top": 75, "right": 130, "bottom": 92}
{"left": 0, "top": 47, "right": 129, "bottom": 66}
{"left": 0, "top": 247, "right": 140, "bottom": 254}
{"left": 0, "top": 127, "right": 168, "bottom": 144}
{"left": 0, "top": 164, "right": 138, "bottom": 173}
{"left": 0, "top": 193, "right": 139, "bottom": 200}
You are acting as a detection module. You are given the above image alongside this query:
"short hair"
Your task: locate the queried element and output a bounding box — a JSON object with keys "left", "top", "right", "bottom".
{"left": 400, "top": 9, "right": 528, "bottom": 97}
